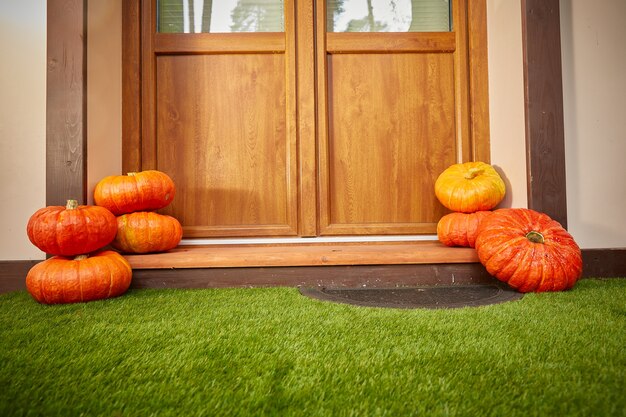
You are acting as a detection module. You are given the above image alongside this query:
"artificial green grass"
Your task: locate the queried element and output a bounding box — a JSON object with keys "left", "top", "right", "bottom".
{"left": 0, "top": 278, "right": 624, "bottom": 417}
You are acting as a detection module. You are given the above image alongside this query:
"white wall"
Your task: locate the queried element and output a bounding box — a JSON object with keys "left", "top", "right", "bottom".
{"left": 0, "top": 0, "right": 47, "bottom": 260}
{"left": 560, "top": 0, "right": 626, "bottom": 248}
{"left": 486, "top": 0, "right": 528, "bottom": 210}
{"left": 87, "top": 0, "right": 122, "bottom": 205}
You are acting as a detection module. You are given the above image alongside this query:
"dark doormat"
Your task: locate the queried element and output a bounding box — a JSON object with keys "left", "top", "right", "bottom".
{"left": 299, "top": 283, "right": 523, "bottom": 309}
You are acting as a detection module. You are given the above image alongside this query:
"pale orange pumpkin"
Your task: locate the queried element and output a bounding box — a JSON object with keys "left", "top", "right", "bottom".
{"left": 437, "top": 211, "right": 492, "bottom": 248}
{"left": 112, "top": 211, "right": 182, "bottom": 254}
{"left": 93, "top": 170, "right": 175, "bottom": 215}
{"left": 434, "top": 162, "right": 505, "bottom": 213}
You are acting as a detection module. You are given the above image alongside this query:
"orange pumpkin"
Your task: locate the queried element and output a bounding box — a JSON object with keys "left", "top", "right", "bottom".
{"left": 112, "top": 211, "right": 182, "bottom": 254}
{"left": 434, "top": 162, "right": 505, "bottom": 213}
{"left": 25, "top": 251, "right": 132, "bottom": 304}
{"left": 26, "top": 200, "right": 117, "bottom": 256}
{"left": 437, "top": 211, "right": 492, "bottom": 248}
{"left": 475, "top": 208, "right": 583, "bottom": 293}
{"left": 93, "top": 170, "right": 175, "bottom": 215}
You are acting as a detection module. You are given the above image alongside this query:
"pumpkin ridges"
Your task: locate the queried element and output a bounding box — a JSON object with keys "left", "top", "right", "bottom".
{"left": 437, "top": 211, "right": 491, "bottom": 248}
{"left": 27, "top": 203, "right": 117, "bottom": 256}
{"left": 26, "top": 251, "right": 132, "bottom": 304}
{"left": 435, "top": 162, "right": 505, "bottom": 213}
{"left": 475, "top": 208, "right": 582, "bottom": 292}
{"left": 94, "top": 171, "right": 175, "bottom": 215}
{"left": 112, "top": 212, "right": 182, "bottom": 254}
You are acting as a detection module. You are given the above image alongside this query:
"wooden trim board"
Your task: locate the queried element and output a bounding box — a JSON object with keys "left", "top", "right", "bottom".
{"left": 124, "top": 242, "right": 479, "bottom": 269}
{"left": 2, "top": 249, "right": 624, "bottom": 294}
{"left": 47, "top": 0, "right": 88, "bottom": 205}
{"left": 521, "top": 0, "right": 568, "bottom": 228}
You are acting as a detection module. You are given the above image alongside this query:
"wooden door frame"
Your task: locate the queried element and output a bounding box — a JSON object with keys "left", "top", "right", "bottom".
{"left": 47, "top": 0, "right": 562, "bottom": 219}
{"left": 42, "top": 0, "right": 626, "bottom": 280}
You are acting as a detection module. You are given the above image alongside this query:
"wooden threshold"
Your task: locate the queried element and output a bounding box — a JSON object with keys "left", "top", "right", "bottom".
{"left": 125, "top": 241, "right": 478, "bottom": 269}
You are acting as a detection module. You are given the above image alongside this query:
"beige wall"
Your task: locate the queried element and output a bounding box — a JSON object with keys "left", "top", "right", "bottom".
{"left": 87, "top": 0, "right": 122, "bottom": 205}
{"left": 0, "top": 0, "right": 47, "bottom": 260}
{"left": 560, "top": 0, "right": 626, "bottom": 248}
{"left": 486, "top": 0, "right": 528, "bottom": 210}
{"left": 1, "top": 0, "right": 624, "bottom": 261}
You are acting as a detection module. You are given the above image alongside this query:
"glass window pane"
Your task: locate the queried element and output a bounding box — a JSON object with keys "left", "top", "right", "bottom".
{"left": 158, "top": 0, "right": 284, "bottom": 33}
{"left": 327, "top": 0, "right": 450, "bottom": 32}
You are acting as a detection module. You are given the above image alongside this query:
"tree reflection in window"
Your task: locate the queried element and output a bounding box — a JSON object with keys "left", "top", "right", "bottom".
{"left": 158, "top": 0, "right": 284, "bottom": 33}
{"left": 327, "top": 0, "right": 451, "bottom": 33}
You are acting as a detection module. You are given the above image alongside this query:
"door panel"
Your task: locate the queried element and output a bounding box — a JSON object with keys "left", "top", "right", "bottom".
{"left": 321, "top": 53, "right": 455, "bottom": 234}
{"left": 125, "top": 0, "right": 490, "bottom": 239}
{"left": 316, "top": 1, "right": 467, "bottom": 236}
{"left": 156, "top": 54, "right": 297, "bottom": 237}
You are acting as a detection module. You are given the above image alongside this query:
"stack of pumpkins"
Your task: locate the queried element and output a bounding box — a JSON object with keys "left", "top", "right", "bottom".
{"left": 94, "top": 170, "right": 183, "bottom": 254}
{"left": 434, "top": 161, "right": 583, "bottom": 293}
{"left": 26, "top": 200, "right": 132, "bottom": 304}
{"left": 25, "top": 170, "right": 183, "bottom": 305}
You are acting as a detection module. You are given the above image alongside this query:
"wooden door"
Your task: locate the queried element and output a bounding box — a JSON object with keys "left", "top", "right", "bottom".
{"left": 125, "top": 0, "right": 489, "bottom": 238}
{"left": 140, "top": 0, "right": 299, "bottom": 238}
{"left": 317, "top": 0, "right": 479, "bottom": 235}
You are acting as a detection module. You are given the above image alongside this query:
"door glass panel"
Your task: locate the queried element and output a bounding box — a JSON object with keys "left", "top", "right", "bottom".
{"left": 327, "top": 0, "right": 450, "bottom": 32}
{"left": 158, "top": 0, "right": 284, "bottom": 33}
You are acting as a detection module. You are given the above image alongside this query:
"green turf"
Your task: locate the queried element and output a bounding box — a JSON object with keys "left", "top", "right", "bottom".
{"left": 0, "top": 278, "right": 624, "bottom": 417}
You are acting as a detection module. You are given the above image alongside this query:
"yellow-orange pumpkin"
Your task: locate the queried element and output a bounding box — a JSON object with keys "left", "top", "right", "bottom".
{"left": 437, "top": 211, "right": 492, "bottom": 248}
{"left": 26, "top": 200, "right": 117, "bottom": 256}
{"left": 26, "top": 250, "right": 132, "bottom": 304}
{"left": 93, "top": 170, "right": 175, "bottom": 215}
{"left": 434, "top": 162, "right": 505, "bottom": 213}
{"left": 112, "top": 211, "right": 183, "bottom": 254}
{"left": 475, "top": 208, "right": 583, "bottom": 293}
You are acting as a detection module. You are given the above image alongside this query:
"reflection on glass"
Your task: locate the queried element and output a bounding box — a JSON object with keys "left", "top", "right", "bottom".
{"left": 158, "top": 0, "right": 284, "bottom": 33}
{"left": 327, "top": 0, "right": 450, "bottom": 32}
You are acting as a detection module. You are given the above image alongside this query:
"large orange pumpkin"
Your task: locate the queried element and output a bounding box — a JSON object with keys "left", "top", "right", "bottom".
{"left": 437, "top": 211, "right": 492, "bottom": 248}
{"left": 475, "top": 208, "right": 583, "bottom": 292}
{"left": 112, "top": 211, "right": 183, "bottom": 254}
{"left": 26, "top": 200, "right": 117, "bottom": 256}
{"left": 25, "top": 250, "right": 132, "bottom": 304}
{"left": 434, "top": 162, "right": 505, "bottom": 213}
{"left": 93, "top": 170, "right": 175, "bottom": 215}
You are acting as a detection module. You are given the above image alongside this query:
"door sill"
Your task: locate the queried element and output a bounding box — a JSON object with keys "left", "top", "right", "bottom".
{"left": 125, "top": 240, "right": 478, "bottom": 269}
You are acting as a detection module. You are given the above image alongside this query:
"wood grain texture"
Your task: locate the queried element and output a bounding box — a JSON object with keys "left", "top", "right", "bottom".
{"left": 47, "top": 0, "right": 87, "bottom": 205}
{"left": 130, "top": 263, "right": 495, "bottom": 289}
{"left": 326, "top": 32, "right": 456, "bottom": 53}
{"left": 468, "top": 0, "right": 491, "bottom": 163}
{"left": 320, "top": 53, "right": 456, "bottom": 234}
{"left": 155, "top": 33, "right": 285, "bottom": 54}
{"left": 124, "top": 241, "right": 479, "bottom": 269}
{"left": 155, "top": 54, "right": 298, "bottom": 237}
{"left": 295, "top": 0, "right": 318, "bottom": 236}
{"left": 141, "top": 0, "right": 157, "bottom": 169}
{"left": 522, "top": 0, "right": 568, "bottom": 228}
{"left": 453, "top": 0, "right": 471, "bottom": 162}
{"left": 122, "top": 0, "right": 141, "bottom": 173}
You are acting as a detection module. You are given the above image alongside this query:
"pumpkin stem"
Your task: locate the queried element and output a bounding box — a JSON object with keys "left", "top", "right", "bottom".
{"left": 464, "top": 167, "right": 484, "bottom": 180}
{"left": 74, "top": 254, "right": 89, "bottom": 261}
{"left": 526, "top": 231, "right": 545, "bottom": 244}
{"left": 66, "top": 200, "right": 79, "bottom": 210}
{"left": 127, "top": 172, "right": 137, "bottom": 177}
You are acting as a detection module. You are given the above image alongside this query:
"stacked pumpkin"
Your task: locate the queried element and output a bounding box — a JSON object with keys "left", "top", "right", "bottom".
{"left": 26, "top": 200, "right": 132, "bottom": 304}
{"left": 94, "top": 170, "right": 183, "bottom": 254}
{"left": 435, "top": 162, "right": 583, "bottom": 292}
{"left": 435, "top": 161, "right": 505, "bottom": 248}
